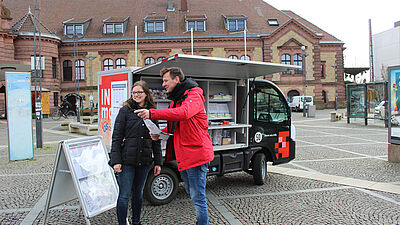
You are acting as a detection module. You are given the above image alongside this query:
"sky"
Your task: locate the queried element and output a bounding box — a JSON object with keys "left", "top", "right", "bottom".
{"left": 267, "top": 0, "right": 400, "bottom": 68}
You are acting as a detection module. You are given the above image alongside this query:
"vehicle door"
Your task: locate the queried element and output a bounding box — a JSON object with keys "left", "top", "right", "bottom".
{"left": 249, "top": 81, "right": 295, "bottom": 164}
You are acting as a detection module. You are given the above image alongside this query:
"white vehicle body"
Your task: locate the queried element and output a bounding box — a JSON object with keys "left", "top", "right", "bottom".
{"left": 289, "top": 96, "right": 313, "bottom": 111}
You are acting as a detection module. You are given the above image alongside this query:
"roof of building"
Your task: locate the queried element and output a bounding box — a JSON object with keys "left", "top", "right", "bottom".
{"left": 11, "top": 8, "right": 54, "bottom": 34}
{"left": 4, "top": 0, "right": 342, "bottom": 42}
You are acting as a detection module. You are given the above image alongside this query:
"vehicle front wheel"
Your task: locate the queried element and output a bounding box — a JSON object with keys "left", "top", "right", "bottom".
{"left": 252, "top": 153, "right": 267, "bottom": 185}
{"left": 50, "top": 110, "right": 61, "bottom": 120}
{"left": 144, "top": 167, "right": 178, "bottom": 205}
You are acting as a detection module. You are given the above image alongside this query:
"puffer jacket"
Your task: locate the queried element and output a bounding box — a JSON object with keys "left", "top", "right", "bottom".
{"left": 109, "top": 99, "right": 162, "bottom": 167}
{"left": 150, "top": 78, "right": 214, "bottom": 171}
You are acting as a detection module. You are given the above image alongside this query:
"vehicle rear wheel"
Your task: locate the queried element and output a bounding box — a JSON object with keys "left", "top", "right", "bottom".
{"left": 252, "top": 153, "right": 267, "bottom": 185}
{"left": 50, "top": 110, "right": 61, "bottom": 120}
{"left": 144, "top": 167, "right": 178, "bottom": 205}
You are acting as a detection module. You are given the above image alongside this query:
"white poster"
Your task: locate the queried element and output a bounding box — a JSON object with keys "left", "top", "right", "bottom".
{"left": 110, "top": 81, "right": 128, "bottom": 136}
{"left": 64, "top": 137, "right": 118, "bottom": 217}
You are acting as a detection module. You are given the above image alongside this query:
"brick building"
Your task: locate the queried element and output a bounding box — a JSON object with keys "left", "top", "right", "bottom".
{"left": 0, "top": 0, "right": 345, "bottom": 115}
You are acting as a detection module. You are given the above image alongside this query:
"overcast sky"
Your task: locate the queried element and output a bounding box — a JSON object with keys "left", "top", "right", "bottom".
{"left": 267, "top": 0, "right": 400, "bottom": 68}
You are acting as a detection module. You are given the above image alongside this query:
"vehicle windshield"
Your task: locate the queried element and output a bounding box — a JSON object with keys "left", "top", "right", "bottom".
{"left": 305, "top": 97, "right": 312, "bottom": 102}
{"left": 254, "top": 87, "right": 288, "bottom": 123}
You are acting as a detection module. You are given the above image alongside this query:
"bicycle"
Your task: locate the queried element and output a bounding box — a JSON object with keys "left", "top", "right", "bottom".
{"left": 50, "top": 106, "right": 76, "bottom": 120}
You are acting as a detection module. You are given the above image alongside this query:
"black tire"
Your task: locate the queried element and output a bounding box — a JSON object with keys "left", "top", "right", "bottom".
{"left": 66, "top": 111, "right": 76, "bottom": 120}
{"left": 144, "top": 167, "right": 178, "bottom": 205}
{"left": 252, "top": 153, "right": 267, "bottom": 185}
{"left": 51, "top": 110, "right": 61, "bottom": 120}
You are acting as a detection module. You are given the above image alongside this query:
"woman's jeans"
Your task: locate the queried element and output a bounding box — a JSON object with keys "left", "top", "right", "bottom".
{"left": 180, "top": 162, "right": 210, "bottom": 225}
{"left": 116, "top": 165, "right": 150, "bottom": 225}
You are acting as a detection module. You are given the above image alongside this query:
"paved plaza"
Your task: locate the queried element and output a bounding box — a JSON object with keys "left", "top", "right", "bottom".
{"left": 0, "top": 109, "right": 399, "bottom": 224}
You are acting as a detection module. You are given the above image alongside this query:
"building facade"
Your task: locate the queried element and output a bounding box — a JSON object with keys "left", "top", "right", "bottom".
{"left": 0, "top": 0, "right": 345, "bottom": 115}
{"left": 373, "top": 21, "right": 400, "bottom": 81}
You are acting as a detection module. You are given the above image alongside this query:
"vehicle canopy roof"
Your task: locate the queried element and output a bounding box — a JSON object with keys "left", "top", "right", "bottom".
{"left": 132, "top": 54, "right": 300, "bottom": 80}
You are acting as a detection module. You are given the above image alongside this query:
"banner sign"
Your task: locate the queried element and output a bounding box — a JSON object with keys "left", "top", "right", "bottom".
{"left": 5, "top": 72, "right": 34, "bottom": 161}
{"left": 98, "top": 71, "right": 131, "bottom": 147}
{"left": 389, "top": 66, "right": 400, "bottom": 144}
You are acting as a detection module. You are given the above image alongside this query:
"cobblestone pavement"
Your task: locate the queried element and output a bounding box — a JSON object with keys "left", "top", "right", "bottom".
{"left": 0, "top": 110, "right": 399, "bottom": 224}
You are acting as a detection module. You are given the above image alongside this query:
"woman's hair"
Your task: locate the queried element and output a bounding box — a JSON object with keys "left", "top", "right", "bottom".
{"left": 123, "top": 80, "right": 156, "bottom": 109}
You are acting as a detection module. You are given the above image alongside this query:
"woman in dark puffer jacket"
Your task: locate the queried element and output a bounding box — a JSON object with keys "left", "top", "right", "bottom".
{"left": 109, "top": 80, "right": 162, "bottom": 225}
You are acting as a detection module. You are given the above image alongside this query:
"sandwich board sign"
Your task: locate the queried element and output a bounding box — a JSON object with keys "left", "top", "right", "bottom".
{"left": 43, "top": 136, "right": 118, "bottom": 224}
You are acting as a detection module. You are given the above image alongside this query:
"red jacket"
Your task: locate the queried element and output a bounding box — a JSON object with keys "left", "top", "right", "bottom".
{"left": 150, "top": 87, "right": 214, "bottom": 171}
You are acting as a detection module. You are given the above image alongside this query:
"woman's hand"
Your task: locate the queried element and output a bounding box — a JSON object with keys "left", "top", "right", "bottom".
{"left": 113, "top": 164, "right": 122, "bottom": 173}
{"left": 154, "top": 165, "right": 161, "bottom": 176}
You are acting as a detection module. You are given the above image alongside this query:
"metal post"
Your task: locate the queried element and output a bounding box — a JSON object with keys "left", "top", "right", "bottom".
{"left": 33, "top": 0, "right": 42, "bottom": 149}
{"left": 85, "top": 56, "right": 96, "bottom": 116}
{"left": 301, "top": 46, "right": 307, "bottom": 117}
{"left": 73, "top": 35, "right": 80, "bottom": 122}
{"left": 191, "top": 28, "right": 193, "bottom": 55}
{"left": 244, "top": 29, "right": 247, "bottom": 60}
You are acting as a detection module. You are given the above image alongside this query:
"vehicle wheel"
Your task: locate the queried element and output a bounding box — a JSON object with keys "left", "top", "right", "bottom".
{"left": 252, "top": 153, "right": 267, "bottom": 185}
{"left": 66, "top": 111, "right": 76, "bottom": 120}
{"left": 50, "top": 110, "right": 61, "bottom": 120}
{"left": 144, "top": 167, "right": 178, "bottom": 205}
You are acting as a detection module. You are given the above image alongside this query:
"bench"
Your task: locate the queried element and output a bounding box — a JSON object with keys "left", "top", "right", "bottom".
{"left": 69, "top": 122, "right": 98, "bottom": 135}
{"left": 81, "top": 116, "right": 98, "bottom": 124}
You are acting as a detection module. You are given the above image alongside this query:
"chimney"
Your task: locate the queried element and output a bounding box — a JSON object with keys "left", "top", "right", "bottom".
{"left": 395, "top": 21, "right": 400, "bottom": 28}
{"left": 167, "top": 0, "right": 175, "bottom": 12}
{"left": 181, "top": 0, "right": 188, "bottom": 12}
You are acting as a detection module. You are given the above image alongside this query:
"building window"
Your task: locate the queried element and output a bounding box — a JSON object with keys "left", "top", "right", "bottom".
{"left": 104, "top": 23, "right": 123, "bottom": 34}
{"left": 322, "top": 90, "right": 327, "bottom": 103}
{"left": 75, "top": 59, "right": 85, "bottom": 80}
{"left": 228, "top": 55, "right": 238, "bottom": 60}
{"left": 65, "top": 24, "right": 83, "bottom": 36}
{"left": 227, "top": 19, "right": 246, "bottom": 31}
{"left": 116, "top": 58, "right": 126, "bottom": 69}
{"left": 321, "top": 61, "right": 326, "bottom": 78}
{"left": 145, "top": 57, "right": 155, "bottom": 65}
{"left": 54, "top": 92, "right": 59, "bottom": 107}
{"left": 103, "top": 58, "right": 114, "bottom": 71}
{"left": 186, "top": 20, "right": 206, "bottom": 32}
{"left": 293, "top": 53, "right": 303, "bottom": 74}
{"left": 240, "top": 55, "right": 250, "bottom": 61}
{"left": 267, "top": 19, "right": 279, "bottom": 26}
{"left": 157, "top": 57, "right": 166, "bottom": 62}
{"left": 281, "top": 54, "right": 291, "bottom": 75}
{"left": 52, "top": 57, "right": 57, "bottom": 78}
{"left": 145, "top": 21, "right": 165, "bottom": 33}
{"left": 63, "top": 60, "right": 72, "bottom": 81}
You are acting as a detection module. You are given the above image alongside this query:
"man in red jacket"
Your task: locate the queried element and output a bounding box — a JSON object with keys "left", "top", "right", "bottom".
{"left": 135, "top": 67, "right": 214, "bottom": 225}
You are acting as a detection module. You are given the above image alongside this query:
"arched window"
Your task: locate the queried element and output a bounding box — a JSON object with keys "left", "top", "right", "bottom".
{"left": 63, "top": 60, "right": 72, "bottom": 81}
{"left": 116, "top": 58, "right": 126, "bottom": 69}
{"left": 228, "top": 55, "right": 238, "bottom": 60}
{"left": 145, "top": 57, "right": 155, "bottom": 65}
{"left": 75, "top": 59, "right": 85, "bottom": 80}
{"left": 157, "top": 57, "right": 166, "bottom": 62}
{"left": 240, "top": 55, "right": 250, "bottom": 61}
{"left": 104, "top": 58, "right": 114, "bottom": 71}
{"left": 322, "top": 90, "right": 327, "bottom": 103}
{"left": 293, "top": 53, "right": 303, "bottom": 74}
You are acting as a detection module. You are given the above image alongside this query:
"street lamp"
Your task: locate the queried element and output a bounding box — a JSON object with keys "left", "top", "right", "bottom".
{"left": 85, "top": 55, "right": 96, "bottom": 116}
{"left": 301, "top": 46, "right": 308, "bottom": 117}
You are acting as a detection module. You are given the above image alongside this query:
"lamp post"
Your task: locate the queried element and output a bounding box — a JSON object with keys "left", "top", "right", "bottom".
{"left": 67, "top": 31, "right": 83, "bottom": 122}
{"left": 85, "top": 55, "right": 96, "bottom": 116}
{"left": 301, "top": 46, "right": 307, "bottom": 117}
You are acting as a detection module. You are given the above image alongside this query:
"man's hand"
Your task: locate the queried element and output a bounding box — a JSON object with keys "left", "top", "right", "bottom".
{"left": 154, "top": 165, "right": 161, "bottom": 176}
{"left": 113, "top": 164, "right": 122, "bottom": 173}
{"left": 134, "top": 109, "right": 150, "bottom": 119}
{"left": 150, "top": 132, "right": 160, "bottom": 141}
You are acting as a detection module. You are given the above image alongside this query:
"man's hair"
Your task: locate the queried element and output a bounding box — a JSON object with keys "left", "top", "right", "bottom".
{"left": 160, "top": 67, "right": 185, "bottom": 81}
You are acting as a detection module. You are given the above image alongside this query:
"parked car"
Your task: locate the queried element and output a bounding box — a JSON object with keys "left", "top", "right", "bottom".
{"left": 374, "top": 101, "right": 386, "bottom": 118}
{"left": 289, "top": 96, "right": 313, "bottom": 111}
